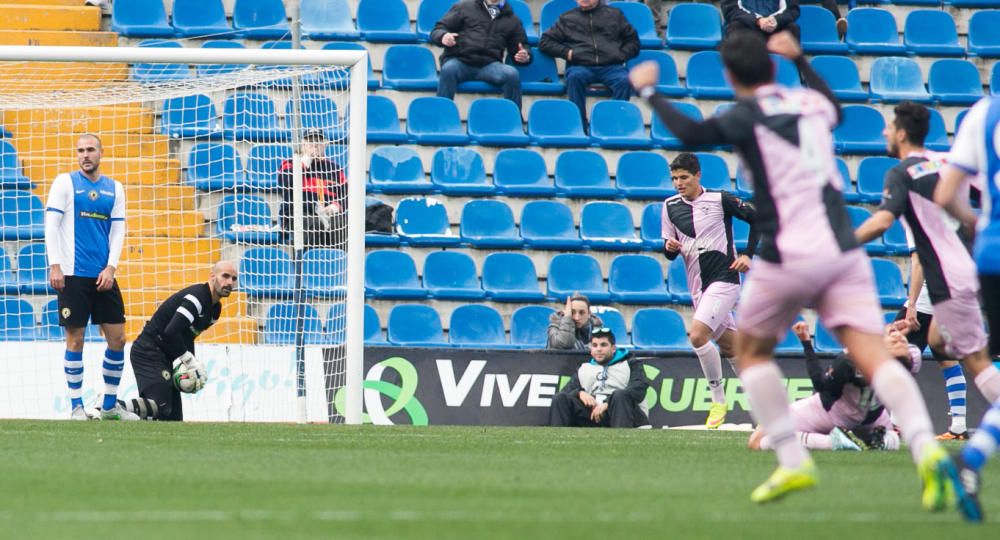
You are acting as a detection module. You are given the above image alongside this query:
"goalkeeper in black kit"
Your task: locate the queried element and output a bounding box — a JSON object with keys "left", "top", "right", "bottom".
{"left": 118, "top": 261, "right": 238, "bottom": 421}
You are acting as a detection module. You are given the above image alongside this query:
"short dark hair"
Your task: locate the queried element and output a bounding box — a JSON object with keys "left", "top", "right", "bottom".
{"left": 892, "top": 101, "right": 930, "bottom": 146}
{"left": 591, "top": 327, "right": 616, "bottom": 345}
{"left": 720, "top": 31, "right": 774, "bottom": 88}
{"left": 670, "top": 152, "right": 701, "bottom": 175}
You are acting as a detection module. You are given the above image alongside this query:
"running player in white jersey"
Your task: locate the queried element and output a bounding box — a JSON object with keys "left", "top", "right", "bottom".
{"left": 630, "top": 30, "right": 963, "bottom": 510}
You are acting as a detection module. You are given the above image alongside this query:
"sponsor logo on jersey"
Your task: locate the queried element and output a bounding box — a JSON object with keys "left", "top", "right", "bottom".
{"left": 78, "top": 210, "right": 109, "bottom": 220}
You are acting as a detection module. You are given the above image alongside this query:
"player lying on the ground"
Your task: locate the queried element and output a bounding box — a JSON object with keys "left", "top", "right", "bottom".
{"left": 748, "top": 321, "right": 921, "bottom": 453}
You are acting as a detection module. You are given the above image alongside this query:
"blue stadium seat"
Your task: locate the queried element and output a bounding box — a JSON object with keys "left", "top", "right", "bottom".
{"left": 735, "top": 170, "right": 753, "bottom": 199}
{"left": 609, "top": 254, "right": 671, "bottom": 304}
{"left": 554, "top": 150, "right": 616, "bottom": 197}
{"left": 382, "top": 45, "right": 439, "bottom": 90}
{"left": 395, "top": 196, "right": 461, "bottom": 246}
{"left": 511, "top": 48, "right": 564, "bottom": 94}
{"left": 847, "top": 206, "right": 886, "bottom": 255}
{"left": 423, "top": 251, "right": 484, "bottom": 300}
{"left": 263, "top": 303, "right": 327, "bottom": 345}
{"left": 993, "top": 65, "right": 1000, "bottom": 95}
{"left": 367, "top": 95, "right": 407, "bottom": 143}
{"left": 733, "top": 219, "right": 750, "bottom": 251}
{"left": 303, "top": 248, "right": 347, "bottom": 299}
{"left": 387, "top": 305, "right": 448, "bottom": 347}
{"left": 460, "top": 200, "right": 521, "bottom": 248}
{"left": 467, "top": 98, "right": 530, "bottom": 146}
{"left": 593, "top": 307, "right": 628, "bottom": 344}
{"left": 15, "top": 244, "right": 50, "bottom": 295}
{"left": 160, "top": 94, "right": 222, "bottom": 139}
{"left": 904, "top": 10, "right": 964, "bottom": 57}
{"left": 0, "top": 298, "right": 37, "bottom": 341}
{"left": 626, "top": 50, "right": 686, "bottom": 97}
{"left": 846, "top": 9, "right": 905, "bottom": 55}
{"left": 773, "top": 55, "right": 801, "bottom": 88}
{"left": 0, "top": 248, "right": 16, "bottom": 295}
{"left": 527, "top": 99, "right": 590, "bottom": 147}
{"left": 239, "top": 247, "right": 294, "bottom": 298}
{"left": 431, "top": 147, "right": 492, "bottom": 195}
{"left": 810, "top": 56, "right": 868, "bottom": 102}
{"left": 925, "top": 108, "right": 950, "bottom": 152}
{"left": 255, "top": 41, "right": 300, "bottom": 88}
{"left": 798, "top": 5, "right": 849, "bottom": 54}
{"left": 245, "top": 144, "right": 290, "bottom": 190}
{"left": 321, "top": 42, "right": 380, "bottom": 89}
{"left": 186, "top": 143, "right": 244, "bottom": 191}
{"left": 872, "top": 258, "right": 906, "bottom": 308}
{"left": 216, "top": 194, "right": 280, "bottom": 244}
{"left": 834, "top": 105, "right": 886, "bottom": 154}
{"left": 814, "top": 321, "right": 843, "bottom": 354}
{"left": 369, "top": 146, "right": 431, "bottom": 194}
{"left": 666, "top": 258, "right": 691, "bottom": 304}
{"left": 956, "top": 108, "right": 970, "bottom": 133}
{"left": 869, "top": 57, "right": 931, "bottom": 104}
{"left": 111, "top": 0, "right": 174, "bottom": 37}
{"left": 234, "top": 0, "right": 291, "bottom": 39}
{"left": 589, "top": 100, "right": 652, "bottom": 149}
{"left": 197, "top": 41, "right": 248, "bottom": 77}
{"left": 0, "top": 142, "right": 29, "bottom": 190}
{"left": 325, "top": 304, "right": 347, "bottom": 344}
{"left": 665, "top": 3, "right": 722, "bottom": 50}
{"left": 540, "top": 0, "right": 576, "bottom": 33}
{"left": 580, "top": 201, "right": 643, "bottom": 250}
{"left": 365, "top": 250, "right": 427, "bottom": 299}
{"left": 287, "top": 93, "right": 344, "bottom": 141}
{"left": 510, "top": 305, "right": 555, "bottom": 348}
{"left": 609, "top": 2, "right": 661, "bottom": 48}
{"left": 520, "top": 200, "right": 582, "bottom": 250}
{"left": 929, "top": 60, "right": 983, "bottom": 106}
{"left": 450, "top": 305, "right": 508, "bottom": 348}
{"left": 299, "top": 0, "right": 359, "bottom": 39}
{"left": 357, "top": 0, "right": 416, "bottom": 42}
{"left": 172, "top": 0, "right": 231, "bottom": 37}
{"left": 482, "top": 253, "right": 546, "bottom": 302}
{"left": 952, "top": 0, "right": 1000, "bottom": 6}
{"left": 547, "top": 254, "right": 611, "bottom": 303}
{"left": 968, "top": 12, "right": 1000, "bottom": 58}
{"left": 508, "top": 0, "right": 538, "bottom": 45}
{"left": 493, "top": 149, "right": 554, "bottom": 196}
{"left": 0, "top": 189, "right": 37, "bottom": 241}
{"left": 856, "top": 156, "right": 899, "bottom": 204}
{"left": 365, "top": 304, "right": 388, "bottom": 344}
{"left": 686, "top": 51, "right": 734, "bottom": 99}
{"left": 696, "top": 153, "right": 732, "bottom": 192}
{"left": 407, "top": 97, "right": 469, "bottom": 145}
{"left": 416, "top": 0, "right": 459, "bottom": 40}
{"left": 223, "top": 93, "right": 290, "bottom": 141}
{"left": 640, "top": 202, "right": 663, "bottom": 250}
{"left": 884, "top": 219, "right": 909, "bottom": 255}
{"left": 651, "top": 102, "right": 705, "bottom": 149}
{"left": 38, "top": 299, "right": 62, "bottom": 340}
{"left": 132, "top": 41, "right": 191, "bottom": 83}
{"left": 631, "top": 308, "right": 690, "bottom": 351}
{"left": 836, "top": 158, "right": 859, "bottom": 203}
{"left": 616, "top": 151, "right": 674, "bottom": 199}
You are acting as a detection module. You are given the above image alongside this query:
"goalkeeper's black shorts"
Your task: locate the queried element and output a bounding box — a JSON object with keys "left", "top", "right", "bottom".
{"left": 130, "top": 338, "right": 183, "bottom": 421}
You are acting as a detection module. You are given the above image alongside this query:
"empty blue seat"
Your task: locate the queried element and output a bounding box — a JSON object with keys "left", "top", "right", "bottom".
{"left": 847, "top": 206, "right": 886, "bottom": 255}
{"left": 172, "top": 0, "right": 231, "bottom": 37}
{"left": 510, "top": 305, "right": 555, "bottom": 348}
{"left": 834, "top": 105, "right": 886, "bottom": 154}
{"left": 161, "top": 94, "right": 222, "bottom": 139}
{"left": 735, "top": 169, "right": 753, "bottom": 199}
{"left": 904, "top": 10, "right": 964, "bottom": 57}
{"left": 640, "top": 202, "right": 664, "bottom": 249}
{"left": 388, "top": 305, "right": 448, "bottom": 347}
{"left": 626, "top": 50, "right": 686, "bottom": 97}
{"left": 322, "top": 42, "right": 380, "bottom": 89}
{"left": 925, "top": 108, "right": 950, "bottom": 152}
{"left": 580, "top": 201, "right": 643, "bottom": 250}
{"left": 460, "top": 200, "right": 521, "bottom": 248}
{"left": 326, "top": 304, "right": 347, "bottom": 344}
{"left": 369, "top": 146, "right": 432, "bottom": 194}
{"left": 0, "top": 190, "right": 43, "bottom": 241}
{"left": 186, "top": 143, "right": 244, "bottom": 191}
{"left": 0, "top": 298, "right": 37, "bottom": 341}
{"left": 520, "top": 200, "right": 581, "bottom": 250}
{"left": 665, "top": 3, "right": 722, "bottom": 50}
{"left": 15, "top": 244, "right": 50, "bottom": 295}
{"left": 666, "top": 258, "right": 691, "bottom": 304}
{"left": 431, "top": 147, "right": 492, "bottom": 195}
{"left": 993, "top": 65, "right": 1000, "bottom": 96}
{"left": 365, "top": 305, "right": 388, "bottom": 344}
{"left": 554, "top": 150, "right": 616, "bottom": 197}
{"left": 695, "top": 153, "right": 732, "bottom": 192}
{"left": 511, "top": 47, "right": 564, "bottom": 94}
{"left": 772, "top": 55, "right": 801, "bottom": 88}
{"left": 952, "top": 0, "right": 1000, "bottom": 6}
{"left": 366, "top": 250, "right": 427, "bottom": 299}
{"left": 0, "top": 142, "right": 29, "bottom": 190}
{"left": 616, "top": 151, "right": 674, "bottom": 199}
{"left": 593, "top": 307, "right": 628, "bottom": 344}
{"left": 968, "top": 12, "right": 1000, "bottom": 58}
{"left": 589, "top": 100, "right": 652, "bottom": 149}
{"left": 508, "top": 0, "right": 538, "bottom": 44}
{"left": 631, "top": 308, "right": 689, "bottom": 351}
{"left": 239, "top": 247, "right": 294, "bottom": 298}
{"left": 856, "top": 156, "right": 899, "bottom": 203}
{"left": 467, "top": 98, "right": 530, "bottom": 146}
{"left": 686, "top": 51, "right": 734, "bottom": 99}
{"left": 0, "top": 248, "right": 16, "bottom": 295}
{"left": 929, "top": 60, "right": 983, "bottom": 106}
{"left": 493, "top": 148, "right": 554, "bottom": 196}
{"left": 216, "top": 194, "right": 280, "bottom": 244}
{"left": 869, "top": 57, "right": 931, "bottom": 104}
{"left": 264, "top": 303, "right": 327, "bottom": 345}
{"left": 111, "top": 0, "right": 174, "bottom": 37}
{"left": 609, "top": 2, "right": 661, "bottom": 48}
{"left": 132, "top": 41, "right": 191, "bottom": 83}
{"left": 872, "top": 258, "right": 906, "bottom": 308}
{"left": 367, "top": 95, "right": 407, "bottom": 143}
{"left": 798, "top": 5, "right": 849, "bottom": 54}
{"left": 450, "top": 305, "right": 508, "bottom": 348}
{"left": 846, "top": 8, "right": 905, "bottom": 54}
{"left": 423, "top": 251, "right": 484, "bottom": 300}
{"left": 609, "top": 254, "right": 671, "bottom": 304}
{"left": 482, "top": 253, "right": 546, "bottom": 302}
{"left": 416, "top": 0, "right": 459, "bottom": 40}
{"left": 407, "top": 97, "right": 469, "bottom": 145}
{"left": 234, "top": 0, "right": 291, "bottom": 39}
{"left": 358, "top": 0, "right": 417, "bottom": 42}
{"left": 528, "top": 99, "right": 590, "bottom": 147}
{"left": 245, "top": 144, "right": 291, "bottom": 190}
{"left": 303, "top": 248, "right": 347, "bottom": 299}
{"left": 395, "top": 196, "right": 461, "bottom": 246}
{"left": 956, "top": 108, "right": 970, "bottom": 133}
{"left": 884, "top": 219, "right": 909, "bottom": 255}
{"left": 197, "top": 41, "right": 248, "bottom": 77}
{"left": 810, "top": 56, "right": 869, "bottom": 102}
{"left": 547, "top": 254, "right": 611, "bottom": 303}
{"left": 651, "top": 102, "right": 705, "bottom": 149}
{"left": 38, "top": 299, "right": 62, "bottom": 340}
{"left": 382, "top": 45, "right": 439, "bottom": 90}
{"left": 223, "top": 93, "right": 290, "bottom": 141}
{"left": 836, "top": 158, "right": 859, "bottom": 203}
{"left": 288, "top": 93, "right": 344, "bottom": 140}
{"left": 540, "top": 0, "right": 576, "bottom": 33}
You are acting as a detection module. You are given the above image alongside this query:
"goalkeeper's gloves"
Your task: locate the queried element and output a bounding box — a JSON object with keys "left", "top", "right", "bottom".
{"left": 173, "top": 351, "right": 208, "bottom": 393}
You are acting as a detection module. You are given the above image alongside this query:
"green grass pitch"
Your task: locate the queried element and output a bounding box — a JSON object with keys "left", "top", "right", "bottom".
{"left": 1, "top": 421, "right": 998, "bottom": 539}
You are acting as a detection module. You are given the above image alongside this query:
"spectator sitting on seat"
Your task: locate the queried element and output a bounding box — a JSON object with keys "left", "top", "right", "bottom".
{"left": 277, "top": 128, "right": 346, "bottom": 249}
{"left": 547, "top": 294, "right": 604, "bottom": 350}
{"left": 539, "top": 0, "right": 640, "bottom": 127}
{"left": 431, "top": 0, "right": 532, "bottom": 110}
{"left": 549, "top": 327, "right": 651, "bottom": 428}
{"left": 721, "top": 0, "right": 801, "bottom": 41}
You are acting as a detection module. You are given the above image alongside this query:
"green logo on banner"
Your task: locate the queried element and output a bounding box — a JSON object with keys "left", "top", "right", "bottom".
{"left": 334, "top": 356, "right": 428, "bottom": 426}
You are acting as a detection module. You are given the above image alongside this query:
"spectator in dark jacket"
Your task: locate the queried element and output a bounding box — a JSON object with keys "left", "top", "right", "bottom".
{"left": 539, "top": 0, "right": 640, "bottom": 127}
{"left": 547, "top": 295, "right": 604, "bottom": 350}
{"left": 277, "top": 129, "right": 346, "bottom": 249}
{"left": 721, "top": 0, "right": 801, "bottom": 41}
{"left": 431, "top": 0, "right": 532, "bottom": 109}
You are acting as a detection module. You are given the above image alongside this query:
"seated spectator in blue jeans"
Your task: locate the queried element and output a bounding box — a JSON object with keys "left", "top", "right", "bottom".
{"left": 431, "top": 0, "right": 532, "bottom": 109}
{"left": 540, "top": 0, "right": 640, "bottom": 127}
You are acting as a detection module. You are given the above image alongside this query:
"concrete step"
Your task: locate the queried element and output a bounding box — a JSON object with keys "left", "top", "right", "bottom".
{"left": 120, "top": 237, "right": 223, "bottom": 266}
{"left": 117, "top": 261, "right": 211, "bottom": 291}
{"left": 0, "top": 29, "right": 117, "bottom": 47}
{"left": 0, "top": 4, "right": 101, "bottom": 32}
{"left": 12, "top": 133, "right": 169, "bottom": 160}
{"left": 123, "top": 289, "right": 247, "bottom": 319}
{"left": 32, "top": 184, "right": 196, "bottom": 213}
{"left": 128, "top": 209, "right": 206, "bottom": 238}
{"left": 2, "top": 105, "right": 152, "bottom": 135}
{"left": 124, "top": 315, "right": 258, "bottom": 344}
{"left": 23, "top": 157, "right": 181, "bottom": 186}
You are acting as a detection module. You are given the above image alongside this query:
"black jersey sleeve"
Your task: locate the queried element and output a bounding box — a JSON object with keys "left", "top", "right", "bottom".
{"left": 879, "top": 168, "right": 911, "bottom": 218}
{"left": 721, "top": 192, "right": 760, "bottom": 258}
{"left": 159, "top": 287, "right": 214, "bottom": 360}
{"left": 802, "top": 340, "right": 826, "bottom": 392}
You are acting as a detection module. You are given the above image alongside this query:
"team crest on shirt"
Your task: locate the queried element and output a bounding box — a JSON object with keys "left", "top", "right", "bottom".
{"left": 61, "top": 307, "right": 70, "bottom": 318}
{"left": 161, "top": 370, "right": 170, "bottom": 380}
{"left": 87, "top": 190, "right": 99, "bottom": 201}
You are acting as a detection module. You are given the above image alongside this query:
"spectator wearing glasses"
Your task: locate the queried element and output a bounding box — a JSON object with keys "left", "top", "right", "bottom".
{"left": 547, "top": 294, "right": 603, "bottom": 350}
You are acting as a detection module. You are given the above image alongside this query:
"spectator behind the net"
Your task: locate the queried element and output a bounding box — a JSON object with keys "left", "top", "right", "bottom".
{"left": 431, "top": 0, "right": 532, "bottom": 110}
{"left": 276, "top": 128, "right": 346, "bottom": 249}
{"left": 539, "top": 0, "right": 640, "bottom": 127}
{"left": 547, "top": 294, "right": 604, "bottom": 350}
{"left": 721, "top": 0, "right": 801, "bottom": 41}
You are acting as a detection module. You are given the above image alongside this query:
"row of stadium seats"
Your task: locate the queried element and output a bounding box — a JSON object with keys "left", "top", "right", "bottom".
{"left": 0, "top": 297, "right": 129, "bottom": 341}
{"left": 113, "top": 0, "right": 297, "bottom": 40}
